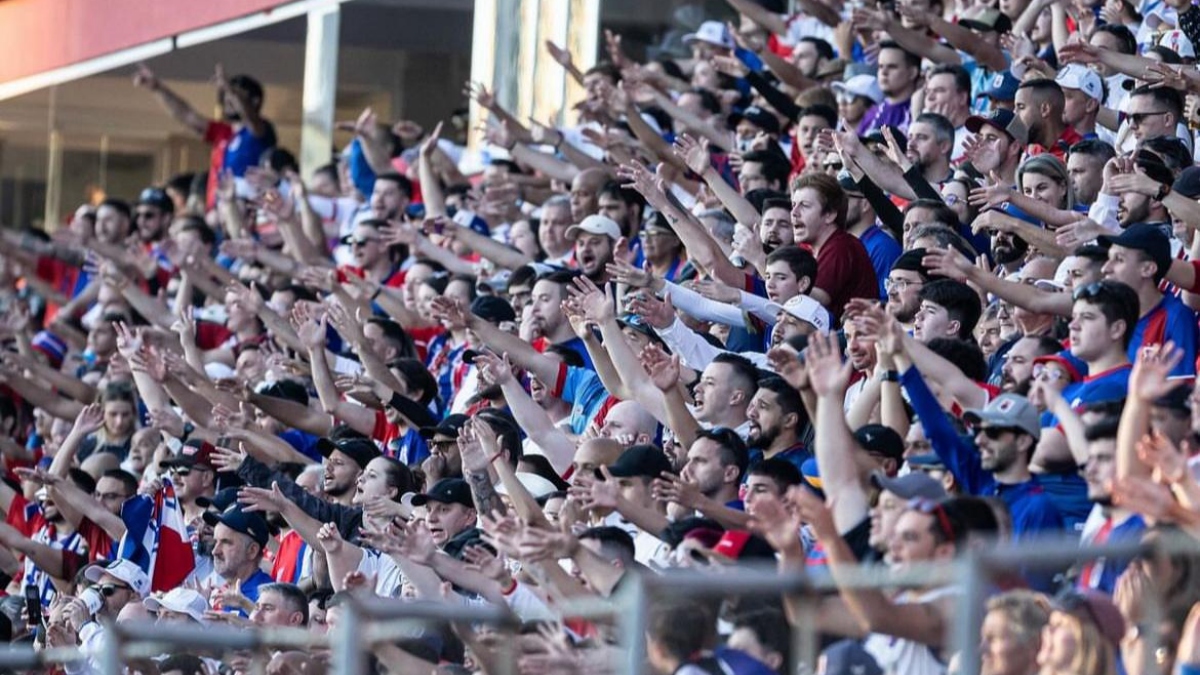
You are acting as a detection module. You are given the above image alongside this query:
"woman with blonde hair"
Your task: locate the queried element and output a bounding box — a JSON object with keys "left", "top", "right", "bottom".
{"left": 1037, "top": 590, "right": 1123, "bottom": 675}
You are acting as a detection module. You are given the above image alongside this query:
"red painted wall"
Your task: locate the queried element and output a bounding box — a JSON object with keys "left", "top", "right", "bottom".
{"left": 0, "top": 0, "right": 291, "bottom": 83}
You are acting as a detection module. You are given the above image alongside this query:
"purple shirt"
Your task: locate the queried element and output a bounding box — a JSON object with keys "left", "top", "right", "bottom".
{"left": 857, "top": 99, "right": 913, "bottom": 136}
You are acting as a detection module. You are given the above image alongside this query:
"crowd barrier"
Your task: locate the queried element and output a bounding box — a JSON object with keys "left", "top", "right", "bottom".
{"left": 0, "top": 534, "right": 1191, "bottom": 674}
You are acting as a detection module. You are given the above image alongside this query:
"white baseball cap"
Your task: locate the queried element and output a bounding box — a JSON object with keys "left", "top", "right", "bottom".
{"left": 1159, "top": 30, "right": 1196, "bottom": 59}
{"left": 832, "top": 75, "right": 884, "bottom": 105}
{"left": 85, "top": 559, "right": 151, "bottom": 597}
{"left": 144, "top": 587, "right": 209, "bottom": 623}
{"left": 1055, "top": 64, "right": 1104, "bottom": 102}
{"left": 495, "top": 472, "right": 559, "bottom": 500}
{"left": 565, "top": 214, "right": 622, "bottom": 242}
{"left": 683, "top": 21, "right": 735, "bottom": 50}
{"left": 779, "top": 295, "right": 832, "bottom": 334}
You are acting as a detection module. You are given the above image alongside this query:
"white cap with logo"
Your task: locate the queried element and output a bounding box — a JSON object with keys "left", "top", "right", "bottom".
{"left": 1055, "top": 64, "right": 1104, "bottom": 103}
{"left": 683, "top": 21, "right": 735, "bottom": 50}
{"left": 565, "top": 214, "right": 622, "bottom": 242}
{"left": 85, "top": 559, "right": 151, "bottom": 598}
{"left": 778, "top": 295, "right": 832, "bottom": 334}
{"left": 144, "top": 587, "right": 209, "bottom": 623}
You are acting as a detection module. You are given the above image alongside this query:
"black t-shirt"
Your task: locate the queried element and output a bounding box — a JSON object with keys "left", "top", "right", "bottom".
{"left": 76, "top": 434, "right": 132, "bottom": 463}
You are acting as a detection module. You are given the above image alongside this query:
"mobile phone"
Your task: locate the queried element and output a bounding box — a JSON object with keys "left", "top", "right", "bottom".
{"left": 23, "top": 586, "right": 42, "bottom": 631}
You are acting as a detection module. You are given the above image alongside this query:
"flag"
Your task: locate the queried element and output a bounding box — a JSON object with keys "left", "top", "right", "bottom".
{"left": 117, "top": 477, "right": 195, "bottom": 591}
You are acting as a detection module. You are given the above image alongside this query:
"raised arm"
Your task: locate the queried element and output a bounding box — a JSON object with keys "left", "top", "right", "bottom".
{"left": 132, "top": 64, "right": 208, "bottom": 137}
{"left": 923, "top": 248, "right": 1073, "bottom": 317}
{"left": 675, "top": 134, "right": 760, "bottom": 228}
{"left": 301, "top": 314, "right": 378, "bottom": 436}
{"left": 475, "top": 352, "right": 577, "bottom": 475}
{"left": 806, "top": 331, "right": 872, "bottom": 532}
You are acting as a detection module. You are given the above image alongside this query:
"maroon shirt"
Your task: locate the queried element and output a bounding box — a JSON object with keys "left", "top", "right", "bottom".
{"left": 814, "top": 229, "right": 878, "bottom": 322}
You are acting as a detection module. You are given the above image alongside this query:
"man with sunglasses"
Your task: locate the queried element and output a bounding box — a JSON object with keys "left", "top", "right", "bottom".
{"left": 64, "top": 559, "right": 150, "bottom": 673}
{"left": 161, "top": 440, "right": 218, "bottom": 531}
{"left": 900, "top": 339, "right": 1064, "bottom": 578}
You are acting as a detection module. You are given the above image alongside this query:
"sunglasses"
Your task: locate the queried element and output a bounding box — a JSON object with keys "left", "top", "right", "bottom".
{"left": 348, "top": 238, "right": 379, "bottom": 248}
{"left": 1127, "top": 111, "right": 1168, "bottom": 127}
{"left": 134, "top": 211, "right": 159, "bottom": 220}
{"left": 94, "top": 583, "right": 131, "bottom": 597}
{"left": 977, "top": 426, "right": 1017, "bottom": 440}
{"left": 1073, "top": 281, "right": 1108, "bottom": 301}
{"left": 169, "top": 467, "right": 192, "bottom": 478}
{"left": 908, "top": 497, "right": 958, "bottom": 543}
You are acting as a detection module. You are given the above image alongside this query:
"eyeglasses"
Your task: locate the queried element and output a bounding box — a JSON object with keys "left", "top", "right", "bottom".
{"left": 884, "top": 277, "right": 923, "bottom": 292}
{"left": 908, "top": 498, "right": 958, "bottom": 543}
{"left": 1032, "top": 363, "right": 1064, "bottom": 382}
{"left": 943, "top": 194, "right": 961, "bottom": 206}
{"left": 94, "top": 583, "right": 131, "bottom": 597}
{"left": 1128, "top": 111, "right": 1169, "bottom": 127}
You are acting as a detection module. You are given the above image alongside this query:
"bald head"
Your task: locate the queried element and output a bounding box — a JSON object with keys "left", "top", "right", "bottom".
{"left": 1018, "top": 256, "right": 1059, "bottom": 283}
{"left": 570, "top": 169, "right": 609, "bottom": 222}
{"left": 601, "top": 401, "right": 659, "bottom": 446}
{"left": 571, "top": 438, "right": 624, "bottom": 486}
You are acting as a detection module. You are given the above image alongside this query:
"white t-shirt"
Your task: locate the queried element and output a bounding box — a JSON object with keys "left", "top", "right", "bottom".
{"left": 862, "top": 585, "right": 959, "bottom": 675}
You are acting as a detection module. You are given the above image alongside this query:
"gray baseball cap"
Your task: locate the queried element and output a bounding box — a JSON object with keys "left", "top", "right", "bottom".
{"left": 963, "top": 393, "right": 1042, "bottom": 439}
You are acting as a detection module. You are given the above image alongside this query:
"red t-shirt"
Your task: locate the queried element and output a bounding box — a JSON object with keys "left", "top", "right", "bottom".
{"left": 371, "top": 409, "right": 402, "bottom": 447}
{"left": 814, "top": 229, "right": 878, "bottom": 322}
{"left": 204, "top": 122, "right": 236, "bottom": 209}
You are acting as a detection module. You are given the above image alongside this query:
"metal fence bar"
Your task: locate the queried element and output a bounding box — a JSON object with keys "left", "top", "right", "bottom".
{"left": 11, "top": 534, "right": 1190, "bottom": 675}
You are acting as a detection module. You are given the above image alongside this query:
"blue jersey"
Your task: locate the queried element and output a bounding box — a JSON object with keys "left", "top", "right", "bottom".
{"left": 1129, "top": 294, "right": 1197, "bottom": 378}
{"left": 1045, "top": 364, "right": 1132, "bottom": 428}
{"left": 861, "top": 224, "right": 901, "bottom": 301}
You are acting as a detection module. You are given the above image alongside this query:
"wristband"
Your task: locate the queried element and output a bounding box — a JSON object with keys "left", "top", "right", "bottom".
{"left": 488, "top": 451, "right": 504, "bottom": 464}
{"left": 1155, "top": 183, "right": 1171, "bottom": 201}
{"left": 501, "top": 577, "right": 518, "bottom": 596}
{"left": 388, "top": 392, "right": 408, "bottom": 410}
{"left": 371, "top": 286, "right": 383, "bottom": 301}
{"left": 180, "top": 422, "right": 195, "bottom": 442}
{"left": 552, "top": 131, "right": 564, "bottom": 152}
{"left": 882, "top": 370, "right": 900, "bottom": 383}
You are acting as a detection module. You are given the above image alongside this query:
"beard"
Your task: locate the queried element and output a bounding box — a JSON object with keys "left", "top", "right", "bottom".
{"left": 993, "top": 236, "right": 1029, "bottom": 265}
{"left": 749, "top": 423, "right": 779, "bottom": 450}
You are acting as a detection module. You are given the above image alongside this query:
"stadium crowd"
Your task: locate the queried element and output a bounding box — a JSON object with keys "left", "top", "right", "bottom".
{"left": 9, "top": 0, "right": 1200, "bottom": 672}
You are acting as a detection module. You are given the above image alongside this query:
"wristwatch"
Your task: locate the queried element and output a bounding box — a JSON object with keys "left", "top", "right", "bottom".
{"left": 881, "top": 370, "right": 900, "bottom": 383}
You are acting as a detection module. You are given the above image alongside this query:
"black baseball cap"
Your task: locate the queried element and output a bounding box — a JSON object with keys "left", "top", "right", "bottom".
{"left": 854, "top": 424, "right": 905, "bottom": 463}
{"left": 861, "top": 125, "right": 907, "bottom": 155}
{"left": 966, "top": 108, "right": 1029, "bottom": 144}
{"left": 316, "top": 437, "right": 381, "bottom": 469}
{"left": 137, "top": 187, "right": 174, "bottom": 212}
{"left": 729, "top": 105, "right": 781, "bottom": 136}
{"left": 202, "top": 505, "right": 270, "bottom": 546}
{"left": 257, "top": 379, "right": 309, "bottom": 407}
{"left": 470, "top": 295, "right": 516, "bottom": 324}
{"left": 196, "top": 487, "right": 240, "bottom": 511}
{"left": 958, "top": 8, "right": 1013, "bottom": 33}
{"left": 410, "top": 478, "right": 474, "bottom": 509}
{"left": 1174, "top": 166, "right": 1200, "bottom": 199}
{"left": 419, "top": 413, "right": 470, "bottom": 440}
{"left": 1099, "top": 223, "right": 1171, "bottom": 278}
{"left": 606, "top": 445, "right": 673, "bottom": 479}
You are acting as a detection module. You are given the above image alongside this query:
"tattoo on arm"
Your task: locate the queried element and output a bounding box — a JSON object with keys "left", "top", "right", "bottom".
{"left": 466, "top": 471, "right": 507, "bottom": 518}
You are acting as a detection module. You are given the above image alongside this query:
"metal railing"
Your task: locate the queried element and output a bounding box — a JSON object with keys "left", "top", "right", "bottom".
{"left": 0, "top": 534, "right": 1190, "bottom": 675}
